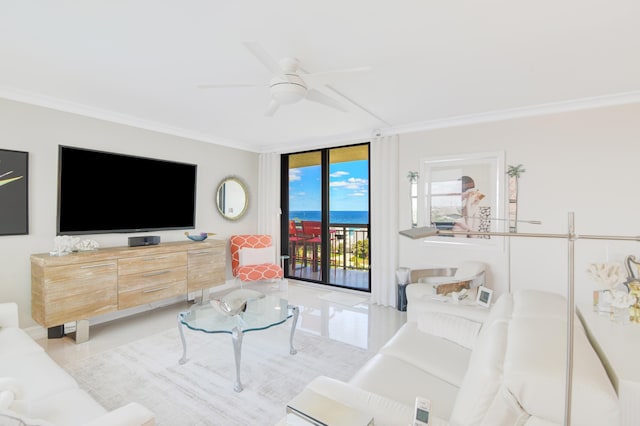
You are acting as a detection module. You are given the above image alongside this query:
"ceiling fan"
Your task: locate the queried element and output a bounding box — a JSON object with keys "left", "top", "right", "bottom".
{"left": 198, "top": 42, "right": 370, "bottom": 117}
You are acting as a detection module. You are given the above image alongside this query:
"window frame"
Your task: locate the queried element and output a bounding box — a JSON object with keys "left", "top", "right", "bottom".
{"left": 419, "top": 151, "right": 506, "bottom": 249}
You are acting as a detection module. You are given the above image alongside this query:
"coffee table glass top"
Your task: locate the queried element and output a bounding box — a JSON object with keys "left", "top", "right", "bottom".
{"left": 179, "top": 289, "right": 293, "bottom": 334}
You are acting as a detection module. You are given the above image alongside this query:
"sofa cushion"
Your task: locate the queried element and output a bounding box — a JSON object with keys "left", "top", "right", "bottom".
{"left": 0, "top": 352, "right": 78, "bottom": 402}
{"left": 512, "top": 290, "right": 569, "bottom": 321}
{"left": 0, "top": 328, "right": 45, "bottom": 360}
{"left": 504, "top": 317, "right": 619, "bottom": 425}
{"left": 449, "top": 319, "right": 509, "bottom": 426}
{"left": 350, "top": 353, "right": 460, "bottom": 420}
{"left": 10, "top": 388, "right": 106, "bottom": 426}
{"left": 379, "top": 322, "right": 472, "bottom": 388}
{"left": 417, "top": 311, "right": 481, "bottom": 349}
{"left": 480, "top": 384, "right": 530, "bottom": 426}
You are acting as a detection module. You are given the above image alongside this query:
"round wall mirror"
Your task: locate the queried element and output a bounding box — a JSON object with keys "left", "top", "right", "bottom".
{"left": 216, "top": 176, "right": 248, "bottom": 221}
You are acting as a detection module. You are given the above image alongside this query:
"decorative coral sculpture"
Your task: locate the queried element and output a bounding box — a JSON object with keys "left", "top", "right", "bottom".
{"left": 587, "top": 262, "right": 624, "bottom": 291}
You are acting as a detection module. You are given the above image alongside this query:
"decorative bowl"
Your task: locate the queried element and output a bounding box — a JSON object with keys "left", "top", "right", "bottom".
{"left": 210, "top": 289, "right": 265, "bottom": 316}
{"left": 185, "top": 232, "right": 215, "bottom": 242}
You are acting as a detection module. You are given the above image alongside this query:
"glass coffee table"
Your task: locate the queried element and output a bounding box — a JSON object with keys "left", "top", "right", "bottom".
{"left": 177, "top": 289, "right": 299, "bottom": 392}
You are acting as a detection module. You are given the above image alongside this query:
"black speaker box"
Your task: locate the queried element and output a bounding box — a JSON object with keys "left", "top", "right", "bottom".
{"left": 128, "top": 235, "right": 161, "bottom": 247}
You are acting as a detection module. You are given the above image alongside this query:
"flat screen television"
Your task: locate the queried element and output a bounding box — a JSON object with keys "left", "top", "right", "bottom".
{"left": 57, "top": 145, "right": 197, "bottom": 235}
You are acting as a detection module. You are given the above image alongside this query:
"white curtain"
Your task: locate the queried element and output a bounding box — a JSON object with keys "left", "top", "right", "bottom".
{"left": 370, "top": 135, "right": 399, "bottom": 307}
{"left": 257, "top": 153, "right": 282, "bottom": 255}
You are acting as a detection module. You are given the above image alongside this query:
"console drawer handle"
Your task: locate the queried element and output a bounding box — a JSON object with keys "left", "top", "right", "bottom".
{"left": 143, "top": 286, "right": 170, "bottom": 293}
{"left": 80, "top": 263, "right": 115, "bottom": 269}
{"left": 142, "top": 270, "right": 170, "bottom": 277}
{"left": 191, "top": 251, "right": 211, "bottom": 255}
{"left": 143, "top": 255, "right": 170, "bottom": 261}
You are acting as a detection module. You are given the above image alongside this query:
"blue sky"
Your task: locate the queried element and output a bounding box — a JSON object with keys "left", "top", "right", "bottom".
{"left": 289, "top": 160, "right": 368, "bottom": 211}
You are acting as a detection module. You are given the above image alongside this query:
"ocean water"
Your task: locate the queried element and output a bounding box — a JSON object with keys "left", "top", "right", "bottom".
{"left": 290, "top": 210, "right": 368, "bottom": 225}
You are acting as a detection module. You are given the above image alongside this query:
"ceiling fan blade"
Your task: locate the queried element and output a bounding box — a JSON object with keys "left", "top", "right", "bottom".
{"left": 243, "top": 41, "right": 283, "bottom": 76}
{"left": 264, "top": 99, "right": 280, "bottom": 117}
{"left": 197, "top": 83, "right": 259, "bottom": 89}
{"left": 304, "top": 66, "right": 372, "bottom": 78}
{"left": 306, "top": 89, "right": 348, "bottom": 112}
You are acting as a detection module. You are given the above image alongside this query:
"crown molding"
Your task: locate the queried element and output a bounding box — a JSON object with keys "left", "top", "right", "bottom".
{"left": 2, "top": 85, "right": 639, "bottom": 154}
{"left": 0, "top": 86, "right": 258, "bottom": 152}
{"left": 383, "top": 90, "right": 640, "bottom": 136}
{"left": 260, "top": 90, "right": 640, "bottom": 152}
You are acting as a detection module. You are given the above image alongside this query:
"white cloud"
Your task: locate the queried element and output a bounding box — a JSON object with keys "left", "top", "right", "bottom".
{"left": 289, "top": 169, "right": 302, "bottom": 182}
{"left": 331, "top": 177, "right": 368, "bottom": 188}
{"left": 330, "top": 171, "right": 349, "bottom": 178}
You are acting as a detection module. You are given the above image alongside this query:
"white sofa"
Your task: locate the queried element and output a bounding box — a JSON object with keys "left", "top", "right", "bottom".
{"left": 299, "top": 288, "right": 620, "bottom": 425}
{"left": 0, "top": 302, "right": 155, "bottom": 426}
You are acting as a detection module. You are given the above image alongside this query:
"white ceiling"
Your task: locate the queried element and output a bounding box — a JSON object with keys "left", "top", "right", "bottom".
{"left": 1, "top": 1, "right": 639, "bottom": 153}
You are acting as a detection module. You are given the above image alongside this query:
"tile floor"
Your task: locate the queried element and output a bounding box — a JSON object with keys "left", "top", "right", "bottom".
{"left": 37, "top": 280, "right": 407, "bottom": 368}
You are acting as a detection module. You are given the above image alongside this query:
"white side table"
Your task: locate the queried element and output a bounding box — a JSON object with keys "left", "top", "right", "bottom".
{"left": 277, "top": 388, "right": 374, "bottom": 426}
{"left": 577, "top": 303, "right": 640, "bottom": 426}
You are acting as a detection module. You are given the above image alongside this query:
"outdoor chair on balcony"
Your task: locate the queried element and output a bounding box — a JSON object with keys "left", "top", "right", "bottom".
{"left": 301, "top": 221, "right": 322, "bottom": 272}
{"left": 300, "top": 221, "right": 338, "bottom": 277}
{"left": 288, "top": 220, "right": 308, "bottom": 276}
{"left": 230, "top": 235, "right": 284, "bottom": 288}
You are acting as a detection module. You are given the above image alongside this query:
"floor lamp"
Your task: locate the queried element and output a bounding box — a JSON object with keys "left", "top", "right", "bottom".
{"left": 399, "top": 212, "right": 640, "bottom": 426}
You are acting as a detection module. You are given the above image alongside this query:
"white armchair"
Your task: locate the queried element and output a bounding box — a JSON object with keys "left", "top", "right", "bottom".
{"left": 411, "top": 261, "right": 485, "bottom": 293}
{"left": 406, "top": 262, "right": 488, "bottom": 323}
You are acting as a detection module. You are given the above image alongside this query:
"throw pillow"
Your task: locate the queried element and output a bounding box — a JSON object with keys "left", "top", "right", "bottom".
{"left": 417, "top": 311, "right": 482, "bottom": 349}
{"left": 239, "top": 246, "right": 275, "bottom": 266}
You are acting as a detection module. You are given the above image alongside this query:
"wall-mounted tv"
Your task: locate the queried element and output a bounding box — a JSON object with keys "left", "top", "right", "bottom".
{"left": 57, "top": 146, "right": 197, "bottom": 235}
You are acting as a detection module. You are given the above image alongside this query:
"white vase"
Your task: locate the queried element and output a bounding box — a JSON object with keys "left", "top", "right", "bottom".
{"left": 593, "top": 290, "right": 611, "bottom": 315}
{"left": 611, "top": 306, "right": 630, "bottom": 324}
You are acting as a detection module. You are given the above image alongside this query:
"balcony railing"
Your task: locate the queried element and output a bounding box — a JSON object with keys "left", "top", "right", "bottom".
{"left": 329, "top": 223, "right": 370, "bottom": 271}
{"left": 288, "top": 222, "right": 369, "bottom": 272}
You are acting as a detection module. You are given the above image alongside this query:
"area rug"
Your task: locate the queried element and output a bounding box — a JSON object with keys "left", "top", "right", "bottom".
{"left": 64, "top": 325, "right": 373, "bottom": 426}
{"left": 318, "top": 291, "right": 369, "bottom": 307}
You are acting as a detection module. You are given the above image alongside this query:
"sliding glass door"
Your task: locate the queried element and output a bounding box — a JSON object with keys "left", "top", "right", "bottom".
{"left": 281, "top": 144, "right": 370, "bottom": 291}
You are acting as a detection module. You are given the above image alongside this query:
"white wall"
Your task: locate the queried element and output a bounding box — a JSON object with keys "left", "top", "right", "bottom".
{"left": 0, "top": 98, "right": 259, "bottom": 326}
{"left": 4, "top": 97, "right": 639, "bottom": 326}
{"left": 397, "top": 103, "right": 640, "bottom": 307}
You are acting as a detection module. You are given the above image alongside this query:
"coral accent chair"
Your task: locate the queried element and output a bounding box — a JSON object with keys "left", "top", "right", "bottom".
{"left": 230, "top": 235, "right": 284, "bottom": 285}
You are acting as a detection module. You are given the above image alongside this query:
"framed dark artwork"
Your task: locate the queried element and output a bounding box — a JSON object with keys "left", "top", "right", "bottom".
{"left": 0, "top": 149, "right": 29, "bottom": 235}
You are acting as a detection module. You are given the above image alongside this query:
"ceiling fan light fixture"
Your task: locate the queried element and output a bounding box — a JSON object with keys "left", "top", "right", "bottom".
{"left": 199, "top": 43, "right": 369, "bottom": 116}
{"left": 271, "top": 84, "right": 306, "bottom": 104}
{"left": 269, "top": 75, "right": 307, "bottom": 104}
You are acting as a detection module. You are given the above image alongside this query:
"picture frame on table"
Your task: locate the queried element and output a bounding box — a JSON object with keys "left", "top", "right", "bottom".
{"left": 476, "top": 286, "right": 493, "bottom": 308}
{"left": 0, "top": 149, "right": 29, "bottom": 236}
